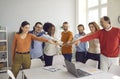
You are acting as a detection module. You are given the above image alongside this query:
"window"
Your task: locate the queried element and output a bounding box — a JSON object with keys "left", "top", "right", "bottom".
{"left": 87, "top": 0, "right": 107, "bottom": 24}
{"left": 88, "top": 9, "right": 98, "bottom": 24}
{"left": 101, "top": 7, "right": 107, "bottom": 17}
{"left": 88, "top": 0, "right": 98, "bottom": 8}
{"left": 101, "top": 0, "right": 107, "bottom": 4}
{"left": 76, "top": 0, "right": 107, "bottom": 33}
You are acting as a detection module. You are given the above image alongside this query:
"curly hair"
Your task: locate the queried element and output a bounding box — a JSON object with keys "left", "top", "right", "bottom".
{"left": 43, "top": 22, "right": 55, "bottom": 36}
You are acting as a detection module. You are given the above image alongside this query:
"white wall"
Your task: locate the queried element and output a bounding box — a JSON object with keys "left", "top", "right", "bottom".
{"left": 108, "top": 0, "right": 120, "bottom": 27}
{"left": 0, "top": 0, "right": 75, "bottom": 65}
{"left": 76, "top": 0, "right": 87, "bottom": 33}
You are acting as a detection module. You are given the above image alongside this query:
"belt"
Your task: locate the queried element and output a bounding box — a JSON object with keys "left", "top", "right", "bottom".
{"left": 16, "top": 51, "right": 30, "bottom": 54}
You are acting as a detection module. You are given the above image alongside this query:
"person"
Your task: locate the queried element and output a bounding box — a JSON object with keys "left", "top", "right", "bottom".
{"left": 42, "top": 22, "right": 59, "bottom": 66}
{"left": 29, "top": 22, "right": 45, "bottom": 60}
{"left": 86, "top": 22, "right": 101, "bottom": 69}
{"left": 11, "top": 21, "right": 54, "bottom": 78}
{"left": 61, "top": 22, "right": 73, "bottom": 62}
{"left": 72, "top": 16, "right": 120, "bottom": 71}
{"left": 74, "top": 24, "right": 88, "bottom": 63}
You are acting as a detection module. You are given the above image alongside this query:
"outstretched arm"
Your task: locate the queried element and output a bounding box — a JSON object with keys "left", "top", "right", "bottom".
{"left": 31, "top": 34, "right": 58, "bottom": 44}
{"left": 72, "top": 31, "right": 100, "bottom": 45}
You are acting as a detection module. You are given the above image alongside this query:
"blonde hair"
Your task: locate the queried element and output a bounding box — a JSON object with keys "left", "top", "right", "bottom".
{"left": 88, "top": 22, "right": 100, "bottom": 31}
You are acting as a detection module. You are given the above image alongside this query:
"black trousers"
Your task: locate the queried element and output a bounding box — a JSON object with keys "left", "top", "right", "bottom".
{"left": 86, "top": 52, "right": 100, "bottom": 69}
{"left": 44, "top": 54, "right": 53, "bottom": 66}
{"left": 76, "top": 52, "right": 87, "bottom": 63}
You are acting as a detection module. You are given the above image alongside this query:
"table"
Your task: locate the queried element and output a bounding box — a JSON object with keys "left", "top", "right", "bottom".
{"left": 23, "top": 62, "right": 120, "bottom": 79}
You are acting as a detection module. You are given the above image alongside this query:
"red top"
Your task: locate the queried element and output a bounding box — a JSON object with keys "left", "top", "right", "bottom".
{"left": 80, "top": 27, "right": 120, "bottom": 57}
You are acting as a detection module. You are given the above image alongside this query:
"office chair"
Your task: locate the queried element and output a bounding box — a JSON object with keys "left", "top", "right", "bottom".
{"left": 52, "top": 55, "right": 65, "bottom": 66}
{"left": 108, "top": 64, "right": 120, "bottom": 76}
{"left": 7, "top": 70, "right": 15, "bottom": 79}
{"left": 85, "top": 59, "right": 98, "bottom": 68}
{"left": 30, "top": 58, "right": 44, "bottom": 68}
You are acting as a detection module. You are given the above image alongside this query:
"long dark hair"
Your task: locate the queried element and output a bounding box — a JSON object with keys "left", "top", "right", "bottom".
{"left": 17, "top": 21, "right": 30, "bottom": 34}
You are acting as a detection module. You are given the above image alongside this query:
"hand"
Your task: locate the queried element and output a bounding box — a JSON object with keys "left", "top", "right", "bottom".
{"left": 71, "top": 39, "right": 80, "bottom": 45}
{"left": 63, "top": 41, "right": 72, "bottom": 46}
{"left": 48, "top": 40, "right": 55, "bottom": 44}
{"left": 48, "top": 40, "right": 59, "bottom": 45}
{"left": 57, "top": 41, "right": 63, "bottom": 46}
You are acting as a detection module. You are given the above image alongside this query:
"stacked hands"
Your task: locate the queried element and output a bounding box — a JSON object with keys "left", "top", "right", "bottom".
{"left": 48, "top": 40, "right": 64, "bottom": 46}
{"left": 48, "top": 39, "right": 80, "bottom": 46}
{"left": 43, "top": 34, "right": 81, "bottom": 46}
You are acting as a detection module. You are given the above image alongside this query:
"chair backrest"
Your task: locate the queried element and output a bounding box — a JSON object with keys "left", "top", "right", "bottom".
{"left": 52, "top": 55, "right": 65, "bottom": 66}
{"left": 108, "top": 64, "right": 120, "bottom": 76}
{"left": 30, "top": 58, "right": 44, "bottom": 68}
{"left": 7, "top": 70, "right": 15, "bottom": 79}
{"left": 85, "top": 59, "right": 98, "bottom": 68}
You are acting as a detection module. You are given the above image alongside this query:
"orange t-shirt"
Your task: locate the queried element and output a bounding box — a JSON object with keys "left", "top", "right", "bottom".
{"left": 12, "top": 33, "right": 48, "bottom": 60}
{"left": 61, "top": 31, "right": 73, "bottom": 54}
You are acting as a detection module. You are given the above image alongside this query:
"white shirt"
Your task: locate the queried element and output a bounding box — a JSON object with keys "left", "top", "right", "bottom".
{"left": 42, "top": 34, "right": 59, "bottom": 56}
{"left": 44, "top": 42, "right": 58, "bottom": 56}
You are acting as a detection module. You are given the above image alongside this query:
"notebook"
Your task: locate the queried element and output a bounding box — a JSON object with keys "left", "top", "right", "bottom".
{"left": 65, "top": 60, "right": 91, "bottom": 78}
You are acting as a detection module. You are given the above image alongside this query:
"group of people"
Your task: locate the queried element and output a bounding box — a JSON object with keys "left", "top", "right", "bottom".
{"left": 11, "top": 16, "right": 120, "bottom": 78}
{"left": 73, "top": 16, "right": 120, "bottom": 72}
{"left": 74, "top": 22, "right": 100, "bottom": 69}
{"left": 11, "top": 21, "right": 73, "bottom": 78}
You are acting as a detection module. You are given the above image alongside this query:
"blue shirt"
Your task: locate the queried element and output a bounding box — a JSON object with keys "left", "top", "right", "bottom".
{"left": 74, "top": 33, "right": 88, "bottom": 52}
{"left": 30, "top": 31, "right": 45, "bottom": 59}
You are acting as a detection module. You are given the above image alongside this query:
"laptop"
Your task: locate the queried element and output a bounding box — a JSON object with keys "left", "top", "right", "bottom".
{"left": 64, "top": 60, "right": 91, "bottom": 78}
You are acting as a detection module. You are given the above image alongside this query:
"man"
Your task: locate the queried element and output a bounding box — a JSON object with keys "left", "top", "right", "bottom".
{"left": 61, "top": 22, "right": 73, "bottom": 62}
{"left": 73, "top": 16, "right": 120, "bottom": 71}
{"left": 74, "top": 24, "right": 88, "bottom": 63}
{"left": 29, "top": 22, "right": 45, "bottom": 60}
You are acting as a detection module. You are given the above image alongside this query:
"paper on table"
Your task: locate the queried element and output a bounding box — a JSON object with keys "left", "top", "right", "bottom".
{"left": 87, "top": 69, "right": 97, "bottom": 72}
{"left": 43, "top": 67, "right": 61, "bottom": 72}
{"left": 85, "top": 68, "right": 103, "bottom": 74}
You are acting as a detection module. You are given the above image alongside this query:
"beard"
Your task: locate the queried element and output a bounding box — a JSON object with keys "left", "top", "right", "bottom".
{"left": 63, "top": 28, "right": 68, "bottom": 31}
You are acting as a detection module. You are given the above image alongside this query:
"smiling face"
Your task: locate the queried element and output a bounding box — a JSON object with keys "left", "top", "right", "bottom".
{"left": 48, "top": 26, "right": 55, "bottom": 36}
{"left": 100, "top": 16, "right": 111, "bottom": 29}
{"left": 34, "top": 24, "right": 43, "bottom": 33}
{"left": 62, "top": 23, "right": 69, "bottom": 31}
{"left": 21, "top": 25, "right": 30, "bottom": 34}
{"left": 78, "top": 26, "right": 84, "bottom": 34}
{"left": 100, "top": 18, "right": 108, "bottom": 29}
{"left": 89, "top": 24, "right": 96, "bottom": 33}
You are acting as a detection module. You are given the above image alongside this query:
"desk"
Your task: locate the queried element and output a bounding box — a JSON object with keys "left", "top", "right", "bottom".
{"left": 23, "top": 63, "right": 120, "bottom": 79}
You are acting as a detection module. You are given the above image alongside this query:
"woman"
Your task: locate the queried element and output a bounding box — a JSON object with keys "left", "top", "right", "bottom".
{"left": 42, "top": 22, "right": 58, "bottom": 66}
{"left": 11, "top": 21, "right": 53, "bottom": 78}
{"left": 29, "top": 22, "right": 45, "bottom": 60}
{"left": 86, "top": 22, "right": 100, "bottom": 69}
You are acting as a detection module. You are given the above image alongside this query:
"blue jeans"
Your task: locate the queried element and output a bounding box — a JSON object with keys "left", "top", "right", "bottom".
{"left": 62, "top": 54, "right": 72, "bottom": 62}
